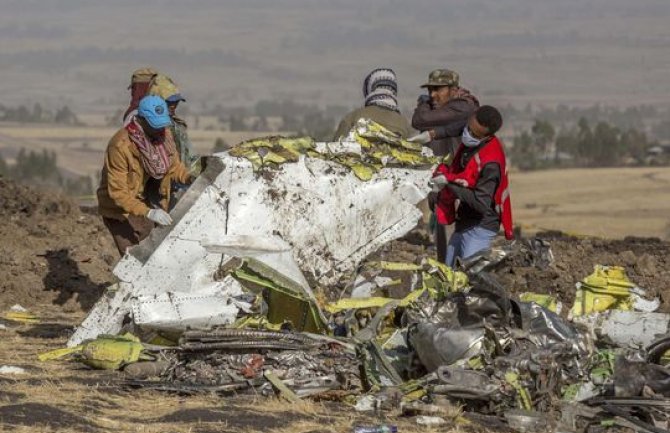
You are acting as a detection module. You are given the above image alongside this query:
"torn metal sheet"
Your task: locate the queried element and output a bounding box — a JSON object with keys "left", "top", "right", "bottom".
{"left": 504, "top": 409, "right": 548, "bottom": 433}
{"left": 459, "top": 239, "right": 553, "bottom": 275}
{"left": 265, "top": 370, "right": 301, "bottom": 403}
{"left": 567, "top": 382, "right": 600, "bottom": 402}
{"left": 228, "top": 257, "right": 327, "bottom": 332}
{"left": 570, "top": 265, "right": 660, "bottom": 317}
{"left": 429, "top": 366, "right": 500, "bottom": 400}
{"left": 131, "top": 275, "right": 249, "bottom": 333}
{"left": 458, "top": 248, "right": 509, "bottom": 274}
{"left": 647, "top": 335, "right": 670, "bottom": 366}
{"left": 415, "top": 416, "right": 446, "bottom": 426}
{"left": 70, "top": 148, "right": 430, "bottom": 346}
{"left": 201, "top": 235, "right": 311, "bottom": 293}
{"left": 573, "top": 310, "right": 670, "bottom": 349}
{"left": 0, "top": 366, "right": 27, "bottom": 375}
{"left": 514, "top": 300, "right": 584, "bottom": 349}
{"left": 613, "top": 355, "right": 670, "bottom": 397}
{"left": 518, "top": 293, "right": 562, "bottom": 315}
{"left": 588, "top": 398, "right": 670, "bottom": 433}
{"left": 409, "top": 323, "right": 487, "bottom": 372}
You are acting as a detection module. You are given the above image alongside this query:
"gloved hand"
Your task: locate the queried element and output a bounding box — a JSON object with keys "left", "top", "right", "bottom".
{"left": 146, "top": 209, "right": 173, "bottom": 226}
{"left": 407, "top": 131, "right": 433, "bottom": 144}
{"left": 429, "top": 174, "right": 448, "bottom": 193}
{"left": 417, "top": 94, "right": 431, "bottom": 105}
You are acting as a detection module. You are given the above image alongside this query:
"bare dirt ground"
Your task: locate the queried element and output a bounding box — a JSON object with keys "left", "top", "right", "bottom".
{"left": 0, "top": 177, "right": 116, "bottom": 312}
{"left": 492, "top": 232, "right": 670, "bottom": 313}
{"left": 1, "top": 176, "right": 670, "bottom": 432}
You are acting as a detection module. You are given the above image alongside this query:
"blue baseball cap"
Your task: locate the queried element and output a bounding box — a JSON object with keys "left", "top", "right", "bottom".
{"left": 166, "top": 93, "right": 186, "bottom": 103}
{"left": 138, "top": 95, "right": 172, "bottom": 129}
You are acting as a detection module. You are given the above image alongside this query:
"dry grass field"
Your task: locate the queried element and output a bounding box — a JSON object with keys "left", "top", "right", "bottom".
{"left": 0, "top": 122, "right": 285, "bottom": 178}
{"left": 510, "top": 166, "right": 670, "bottom": 239}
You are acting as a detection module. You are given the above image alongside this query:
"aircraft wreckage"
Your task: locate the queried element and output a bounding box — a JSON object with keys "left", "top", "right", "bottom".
{"left": 49, "top": 121, "right": 669, "bottom": 432}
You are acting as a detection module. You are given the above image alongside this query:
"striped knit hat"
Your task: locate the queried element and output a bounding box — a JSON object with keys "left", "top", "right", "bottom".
{"left": 363, "top": 68, "right": 399, "bottom": 112}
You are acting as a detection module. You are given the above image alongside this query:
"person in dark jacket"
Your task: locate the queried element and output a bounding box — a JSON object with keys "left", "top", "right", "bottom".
{"left": 333, "top": 68, "right": 411, "bottom": 140}
{"left": 434, "top": 106, "right": 513, "bottom": 267}
{"left": 409, "top": 69, "right": 479, "bottom": 157}
{"left": 408, "top": 69, "right": 479, "bottom": 263}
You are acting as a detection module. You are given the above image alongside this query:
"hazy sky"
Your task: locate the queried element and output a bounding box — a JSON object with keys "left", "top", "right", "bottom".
{"left": 1, "top": 0, "right": 669, "bottom": 111}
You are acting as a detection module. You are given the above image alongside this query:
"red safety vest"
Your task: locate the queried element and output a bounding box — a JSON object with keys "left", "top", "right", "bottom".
{"left": 440, "top": 137, "right": 514, "bottom": 240}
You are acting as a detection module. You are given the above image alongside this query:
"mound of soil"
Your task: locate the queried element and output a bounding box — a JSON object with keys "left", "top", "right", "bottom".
{"left": 492, "top": 232, "right": 670, "bottom": 313}
{"left": 0, "top": 178, "right": 116, "bottom": 311}
{"left": 372, "top": 228, "right": 670, "bottom": 313}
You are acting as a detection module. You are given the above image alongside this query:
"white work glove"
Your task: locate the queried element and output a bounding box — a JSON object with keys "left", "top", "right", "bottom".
{"left": 146, "top": 209, "right": 173, "bottom": 226}
{"left": 429, "top": 174, "right": 448, "bottom": 193}
{"left": 407, "top": 131, "right": 432, "bottom": 145}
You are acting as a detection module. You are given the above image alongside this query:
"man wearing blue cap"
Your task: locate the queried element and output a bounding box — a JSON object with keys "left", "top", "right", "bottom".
{"left": 147, "top": 74, "right": 199, "bottom": 208}
{"left": 147, "top": 74, "right": 199, "bottom": 175}
{"left": 97, "top": 95, "right": 193, "bottom": 256}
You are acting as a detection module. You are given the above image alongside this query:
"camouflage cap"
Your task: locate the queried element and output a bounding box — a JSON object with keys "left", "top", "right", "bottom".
{"left": 420, "top": 69, "right": 459, "bottom": 88}
{"left": 148, "top": 74, "right": 185, "bottom": 102}
{"left": 128, "top": 67, "right": 159, "bottom": 89}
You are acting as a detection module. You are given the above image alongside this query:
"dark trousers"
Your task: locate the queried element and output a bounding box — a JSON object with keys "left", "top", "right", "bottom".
{"left": 425, "top": 194, "right": 449, "bottom": 263}
{"left": 103, "top": 215, "right": 154, "bottom": 256}
{"left": 435, "top": 223, "right": 447, "bottom": 263}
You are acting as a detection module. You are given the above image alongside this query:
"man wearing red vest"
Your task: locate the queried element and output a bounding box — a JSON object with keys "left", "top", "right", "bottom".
{"left": 431, "top": 105, "right": 513, "bottom": 267}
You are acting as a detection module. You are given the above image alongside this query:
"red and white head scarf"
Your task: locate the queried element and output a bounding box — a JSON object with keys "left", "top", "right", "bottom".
{"left": 126, "top": 116, "right": 175, "bottom": 179}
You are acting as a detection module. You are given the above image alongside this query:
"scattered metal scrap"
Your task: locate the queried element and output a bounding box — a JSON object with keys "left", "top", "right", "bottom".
{"left": 48, "top": 128, "right": 670, "bottom": 432}
{"left": 126, "top": 329, "right": 362, "bottom": 400}
{"left": 119, "top": 254, "right": 670, "bottom": 432}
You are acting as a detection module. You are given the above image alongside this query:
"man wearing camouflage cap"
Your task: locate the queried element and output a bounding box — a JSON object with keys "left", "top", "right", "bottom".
{"left": 147, "top": 75, "right": 199, "bottom": 173}
{"left": 409, "top": 69, "right": 479, "bottom": 157}
{"left": 147, "top": 74, "right": 200, "bottom": 208}
{"left": 409, "top": 69, "right": 479, "bottom": 263}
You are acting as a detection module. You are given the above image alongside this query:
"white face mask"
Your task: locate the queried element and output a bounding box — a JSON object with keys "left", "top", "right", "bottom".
{"left": 461, "top": 126, "right": 482, "bottom": 148}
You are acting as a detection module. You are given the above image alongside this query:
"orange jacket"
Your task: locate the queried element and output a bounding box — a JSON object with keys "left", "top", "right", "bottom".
{"left": 97, "top": 127, "right": 190, "bottom": 220}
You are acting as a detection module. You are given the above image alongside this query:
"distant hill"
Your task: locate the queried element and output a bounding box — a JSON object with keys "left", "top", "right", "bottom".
{"left": 1, "top": 0, "right": 669, "bottom": 112}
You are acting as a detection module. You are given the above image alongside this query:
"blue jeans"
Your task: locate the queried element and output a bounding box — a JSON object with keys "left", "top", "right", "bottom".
{"left": 446, "top": 226, "right": 497, "bottom": 267}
